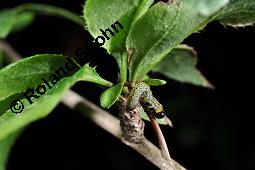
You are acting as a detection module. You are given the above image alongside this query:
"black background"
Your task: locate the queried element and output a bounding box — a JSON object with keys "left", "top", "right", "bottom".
{"left": 1, "top": 0, "right": 255, "bottom": 170}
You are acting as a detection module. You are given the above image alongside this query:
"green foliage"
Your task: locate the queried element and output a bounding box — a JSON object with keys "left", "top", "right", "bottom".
{"left": 129, "top": 0, "right": 154, "bottom": 28}
{"left": 84, "top": 0, "right": 141, "bottom": 52}
{"left": 0, "top": 54, "right": 67, "bottom": 102}
{"left": 0, "top": 130, "right": 22, "bottom": 170}
{"left": 183, "top": 0, "right": 229, "bottom": 16}
{"left": 126, "top": 2, "right": 206, "bottom": 84}
{"left": 0, "top": 3, "right": 84, "bottom": 38}
{"left": 214, "top": 0, "right": 255, "bottom": 26}
{"left": 84, "top": 0, "right": 148, "bottom": 81}
{"left": 0, "top": 9, "right": 35, "bottom": 38}
{"left": 152, "top": 45, "right": 213, "bottom": 88}
{"left": 0, "top": 1, "right": 255, "bottom": 167}
{"left": 83, "top": 0, "right": 255, "bottom": 89}
{"left": 100, "top": 82, "right": 124, "bottom": 108}
{"left": 143, "top": 78, "right": 167, "bottom": 86}
{"left": 0, "top": 55, "right": 110, "bottom": 140}
{"left": 76, "top": 64, "right": 112, "bottom": 87}
{"left": 83, "top": 0, "right": 255, "bottom": 85}
{"left": 11, "top": 11, "right": 35, "bottom": 33}
{"left": 0, "top": 10, "right": 16, "bottom": 38}
{"left": 14, "top": 3, "right": 84, "bottom": 26}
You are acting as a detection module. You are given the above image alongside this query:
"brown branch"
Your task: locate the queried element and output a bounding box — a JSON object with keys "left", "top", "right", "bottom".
{"left": 62, "top": 90, "right": 186, "bottom": 170}
{"left": 117, "top": 96, "right": 145, "bottom": 143}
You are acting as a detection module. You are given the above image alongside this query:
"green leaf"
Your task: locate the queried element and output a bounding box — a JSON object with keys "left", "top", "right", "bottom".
{"left": 214, "top": 0, "right": 255, "bottom": 26}
{"left": 126, "top": 2, "right": 207, "bottom": 84}
{"left": 0, "top": 57, "right": 110, "bottom": 140}
{"left": 0, "top": 94, "right": 22, "bottom": 116}
{"left": 14, "top": 3, "right": 84, "bottom": 26}
{"left": 130, "top": 0, "right": 154, "bottom": 28}
{"left": 0, "top": 130, "right": 23, "bottom": 170}
{"left": 0, "top": 3, "right": 83, "bottom": 38}
{"left": 183, "top": 0, "right": 229, "bottom": 16}
{"left": 100, "top": 82, "right": 124, "bottom": 108}
{"left": 77, "top": 64, "right": 112, "bottom": 87}
{"left": 152, "top": 45, "right": 213, "bottom": 88}
{"left": 83, "top": 0, "right": 152, "bottom": 81}
{"left": 11, "top": 11, "right": 35, "bottom": 33}
{"left": 0, "top": 54, "right": 68, "bottom": 115}
{"left": 0, "top": 10, "right": 16, "bottom": 38}
{"left": 0, "top": 10, "right": 34, "bottom": 38}
{"left": 141, "top": 75, "right": 150, "bottom": 81}
{"left": 0, "top": 54, "right": 68, "bottom": 102}
{"left": 84, "top": 0, "right": 141, "bottom": 52}
{"left": 0, "top": 55, "right": 111, "bottom": 115}
{"left": 143, "top": 78, "right": 167, "bottom": 86}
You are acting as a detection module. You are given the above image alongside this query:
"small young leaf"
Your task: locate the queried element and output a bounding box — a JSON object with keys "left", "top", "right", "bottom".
{"left": 0, "top": 10, "right": 16, "bottom": 38}
{"left": 152, "top": 45, "right": 213, "bottom": 88}
{"left": 0, "top": 130, "right": 23, "bottom": 170}
{"left": 143, "top": 78, "right": 167, "bottom": 86}
{"left": 100, "top": 82, "right": 124, "bottom": 108}
{"left": 126, "top": 2, "right": 207, "bottom": 84}
{"left": 77, "top": 64, "right": 112, "bottom": 87}
{"left": 214, "top": 0, "right": 255, "bottom": 26}
{"left": 0, "top": 61, "right": 110, "bottom": 140}
{"left": 183, "top": 0, "right": 229, "bottom": 16}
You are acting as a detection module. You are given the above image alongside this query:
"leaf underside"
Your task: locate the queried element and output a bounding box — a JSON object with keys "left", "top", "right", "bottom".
{"left": 152, "top": 45, "right": 213, "bottom": 88}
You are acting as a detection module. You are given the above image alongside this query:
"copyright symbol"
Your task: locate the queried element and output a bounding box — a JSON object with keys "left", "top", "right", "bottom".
{"left": 10, "top": 100, "right": 24, "bottom": 114}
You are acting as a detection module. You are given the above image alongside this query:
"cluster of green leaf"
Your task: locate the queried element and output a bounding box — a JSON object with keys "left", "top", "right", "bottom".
{"left": 0, "top": 0, "right": 254, "bottom": 169}
{"left": 0, "top": 4, "right": 108, "bottom": 166}
{"left": 84, "top": 0, "right": 255, "bottom": 107}
{"left": 0, "top": 55, "right": 111, "bottom": 170}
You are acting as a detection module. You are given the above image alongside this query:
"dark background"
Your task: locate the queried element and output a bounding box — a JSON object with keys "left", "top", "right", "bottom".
{"left": 1, "top": 0, "right": 254, "bottom": 170}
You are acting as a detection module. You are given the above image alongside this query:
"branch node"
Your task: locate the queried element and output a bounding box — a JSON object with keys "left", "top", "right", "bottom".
{"left": 118, "top": 96, "right": 144, "bottom": 143}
